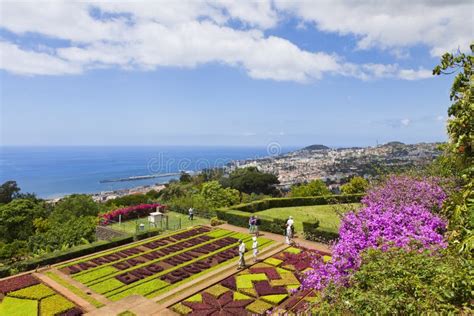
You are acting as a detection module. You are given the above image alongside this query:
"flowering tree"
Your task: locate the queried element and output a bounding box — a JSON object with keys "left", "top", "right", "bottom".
{"left": 100, "top": 203, "right": 165, "bottom": 225}
{"left": 303, "top": 176, "right": 448, "bottom": 290}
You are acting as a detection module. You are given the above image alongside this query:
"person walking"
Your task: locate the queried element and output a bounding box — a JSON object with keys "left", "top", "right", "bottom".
{"left": 252, "top": 236, "right": 259, "bottom": 262}
{"left": 188, "top": 207, "right": 194, "bottom": 221}
{"left": 254, "top": 215, "right": 261, "bottom": 237}
{"left": 238, "top": 239, "right": 246, "bottom": 269}
{"left": 248, "top": 215, "right": 255, "bottom": 234}
{"left": 285, "top": 216, "right": 294, "bottom": 245}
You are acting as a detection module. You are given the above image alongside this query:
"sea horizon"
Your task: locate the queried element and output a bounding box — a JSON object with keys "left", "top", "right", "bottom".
{"left": 0, "top": 145, "right": 298, "bottom": 198}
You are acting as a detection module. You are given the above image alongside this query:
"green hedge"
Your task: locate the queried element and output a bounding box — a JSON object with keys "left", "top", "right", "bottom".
{"left": 302, "top": 220, "right": 320, "bottom": 236}
{"left": 215, "top": 209, "right": 287, "bottom": 235}
{"left": 227, "top": 194, "right": 363, "bottom": 213}
{"left": 302, "top": 219, "right": 339, "bottom": 243}
{"left": 134, "top": 228, "right": 162, "bottom": 241}
{"left": 3, "top": 235, "right": 134, "bottom": 277}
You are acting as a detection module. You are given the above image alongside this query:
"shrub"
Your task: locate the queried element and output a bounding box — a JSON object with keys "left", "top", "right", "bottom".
{"left": 0, "top": 274, "right": 40, "bottom": 294}
{"left": 0, "top": 296, "right": 38, "bottom": 316}
{"left": 228, "top": 194, "right": 363, "bottom": 213}
{"left": 245, "top": 299, "right": 273, "bottom": 314}
{"left": 134, "top": 228, "right": 162, "bottom": 241}
{"left": 210, "top": 217, "right": 225, "bottom": 226}
{"left": 101, "top": 203, "right": 165, "bottom": 225}
{"left": 315, "top": 248, "right": 472, "bottom": 314}
{"left": 303, "top": 176, "right": 448, "bottom": 291}
{"left": 39, "top": 294, "right": 75, "bottom": 316}
{"left": 8, "top": 283, "right": 55, "bottom": 300}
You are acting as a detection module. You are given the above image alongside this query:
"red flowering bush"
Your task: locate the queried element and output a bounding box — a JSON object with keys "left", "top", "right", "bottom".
{"left": 100, "top": 203, "right": 165, "bottom": 225}
{"left": 0, "top": 274, "right": 40, "bottom": 294}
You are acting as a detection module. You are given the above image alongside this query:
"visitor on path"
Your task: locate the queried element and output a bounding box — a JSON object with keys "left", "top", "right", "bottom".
{"left": 249, "top": 215, "right": 256, "bottom": 233}
{"left": 188, "top": 207, "right": 194, "bottom": 221}
{"left": 285, "top": 216, "right": 294, "bottom": 245}
{"left": 238, "top": 239, "right": 246, "bottom": 269}
{"left": 252, "top": 236, "right": 259, "bottom": 262}
{"left": 255, "top": 215, "right": 261, "bottom": 237}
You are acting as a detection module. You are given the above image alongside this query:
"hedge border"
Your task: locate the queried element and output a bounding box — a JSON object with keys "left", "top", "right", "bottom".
{"left": 222, "top": 194, "right": 363, "bottom": 213}
{"left": 216, "top": 194, "right": 363, "bottom": 242}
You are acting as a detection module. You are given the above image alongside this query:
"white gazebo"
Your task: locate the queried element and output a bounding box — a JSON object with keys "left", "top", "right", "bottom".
{"left": 148, "top": 211, "right": 163, "bottom": 225}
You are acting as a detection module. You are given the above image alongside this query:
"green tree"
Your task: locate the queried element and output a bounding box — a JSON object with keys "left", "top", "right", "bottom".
{"left": 290, "top": 179, "right": 331, "bottom": 197}
{"left": 221, "top": 167, "right": 279, "bottom": 196}
{"left": 433, "top": 44, "right": 473, "bottom": 256}
{"left": 433, "top": 44, "right": 473, "bottom": 162}
{"left": 179, "top": 172, "right": 192, "bottom": 183}
{"left": 199, "top": 181, "right": 240, "bottom": 209}
{"left": 28, "top": 216, "right": 97, "bottom": 253}
{"left": 340, "top": 176, "right": 369, "bottom": 194}
{"left": 0, "top": 180, "right": 21, "bottom": 204}
{"left": 315, "top": 248, "right": 472, "bottom": 314}
{"left": 49, "top": 194, "right": 99, "bottom": 222}
{"left": 0, "top": 199, "right": 46, "bottom": 242}
{"left": 0, "top": 240, "right": 29, "bottom": 263}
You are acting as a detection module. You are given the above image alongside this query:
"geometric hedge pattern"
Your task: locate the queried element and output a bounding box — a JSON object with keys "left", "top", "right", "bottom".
{"left": 171, "top": 246, "right": 327, "bottom": 315}
{"left": 50, "top": 226, "right": 273, "bottom": 302}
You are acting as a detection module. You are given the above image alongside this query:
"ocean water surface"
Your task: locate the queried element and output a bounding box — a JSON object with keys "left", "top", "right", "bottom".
{"left": 0, "top": 146, "right": 293, "bottom": 198}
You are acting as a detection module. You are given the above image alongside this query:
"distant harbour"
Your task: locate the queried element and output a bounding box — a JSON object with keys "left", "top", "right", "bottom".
{"left": 0, "top": 146, "right": 291, "bottom": 198}
{"left": 99, "top": 172, "right": 189, "bottom": 183}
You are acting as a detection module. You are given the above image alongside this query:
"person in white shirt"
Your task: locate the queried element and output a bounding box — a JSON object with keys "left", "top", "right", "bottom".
{"left": 188, "top": 208, "right": 194, "bottom": 221}
{"left": 252, "top": 236, "right": 259, "bottom": 262}
{"left": 285, "top": 216, "right": 294, "bottom": 245}
{"left": 238, "top": 239, "right": 246, "bottom": 269}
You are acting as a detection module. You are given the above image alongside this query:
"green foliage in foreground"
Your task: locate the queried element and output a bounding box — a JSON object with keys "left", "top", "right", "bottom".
{"left": 315, "top": 248, "right": 473, "bottom": 314}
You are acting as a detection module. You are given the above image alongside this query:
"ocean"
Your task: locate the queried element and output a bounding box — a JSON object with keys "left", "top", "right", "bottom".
{"left": 0, "top": 146, "right": 294, "bottom": 198}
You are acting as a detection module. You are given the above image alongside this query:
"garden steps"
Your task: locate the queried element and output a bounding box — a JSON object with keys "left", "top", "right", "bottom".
{"left": 85, "top": 294, "right": 165, "bottom": 316}
{"left": 150, "top": 241, "right": 289, "bottom": 314}
{"left": 33, "top": 271, "right": 98, "bottom": 313}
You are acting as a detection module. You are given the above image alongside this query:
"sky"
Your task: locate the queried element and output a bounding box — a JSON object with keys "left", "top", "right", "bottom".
{"left": 0, "top": 1, "right": 472, "bottom": 147}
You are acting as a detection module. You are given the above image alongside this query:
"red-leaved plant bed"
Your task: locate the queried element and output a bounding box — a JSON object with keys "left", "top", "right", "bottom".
{"left": 0, "top": 274, "right": 40, "bottom": 294}
{"left": 100, "top": 203, "right": 165, "bottom": 225}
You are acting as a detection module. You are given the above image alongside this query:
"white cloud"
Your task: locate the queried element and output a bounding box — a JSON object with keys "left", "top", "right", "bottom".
{"left": 275, "top": 0, "right": 473, "bottom": 56}
{"left": 0, "top": 1, "right": 466, "bottom": 80}
{"left": 0, "top": 41, "right": 82, "bottom": 75}
{"left": 401, "top": 118, "right": 411, "bottom": 126}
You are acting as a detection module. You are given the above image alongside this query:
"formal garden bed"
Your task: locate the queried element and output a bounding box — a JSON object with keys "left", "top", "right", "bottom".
{"left": 171, "top": 246, "right": 329, "bottom": 315}
{"left": 0, "top": 274, "right": 82, "bottom": 316}
{"left": 48, "top": 226, "right": 273, "bottom": 302}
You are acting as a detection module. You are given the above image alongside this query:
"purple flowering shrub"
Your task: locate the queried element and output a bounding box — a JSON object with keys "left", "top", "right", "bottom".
{"left": 303, "top": 176, "right": 448, "bottom": 290}
{"left": 100, "top": 203, "right": 165, "bottom": 225}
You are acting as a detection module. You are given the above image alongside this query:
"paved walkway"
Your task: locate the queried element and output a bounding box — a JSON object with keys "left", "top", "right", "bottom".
{"left": 34, "top": 272, "right": 98, "bottom": 313}
{"left": 218, "top": 223, "right": 332, "bottom": 254}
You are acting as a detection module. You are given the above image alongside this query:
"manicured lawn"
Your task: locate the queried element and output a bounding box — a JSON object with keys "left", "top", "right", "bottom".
{"left": 257, "top": 203, "right": 360, "bottom": 234}
{"left": 109, "top": 211, "right": 209, "bottom": 234}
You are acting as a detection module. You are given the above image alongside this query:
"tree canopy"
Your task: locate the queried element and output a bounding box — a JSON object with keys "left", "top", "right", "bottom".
{"left": 340, "top": 176, "right": 369, "bottom": 195}
{"left": 221, "top": 167, "right": 279, "bottom": 195}
{"left": 290, "top": 179, "right": 331, "bottom": 197}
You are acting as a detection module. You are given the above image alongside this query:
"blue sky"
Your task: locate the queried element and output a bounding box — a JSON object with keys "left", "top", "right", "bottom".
{"left": 0, "top": 1, "right": 472, "bottom": 147}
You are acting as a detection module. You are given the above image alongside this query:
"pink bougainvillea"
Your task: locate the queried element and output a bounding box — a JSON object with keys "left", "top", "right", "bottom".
{"left": 302, "top": 176, "right": 448, "bottom": 290}
{"left": 100, "top": 203, "right": 165, "bottom": 225}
